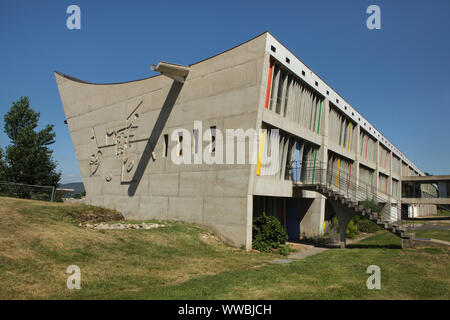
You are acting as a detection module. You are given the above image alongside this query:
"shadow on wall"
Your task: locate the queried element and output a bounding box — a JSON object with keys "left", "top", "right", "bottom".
{"left": 127, "top": 81, "right": 184, "bottom": 196}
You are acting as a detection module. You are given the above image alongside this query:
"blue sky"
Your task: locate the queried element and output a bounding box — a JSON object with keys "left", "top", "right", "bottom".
{"left": 0, "top": 0, "right": 449, "bottom": 183}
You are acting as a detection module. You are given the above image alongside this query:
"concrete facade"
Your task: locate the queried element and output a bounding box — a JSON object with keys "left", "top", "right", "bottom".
{"left": 56, "top": 32, "right": 428, "bottom": 249}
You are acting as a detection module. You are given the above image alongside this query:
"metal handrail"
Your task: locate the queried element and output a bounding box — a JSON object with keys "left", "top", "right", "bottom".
{"left": 287, "top": 160, "right": 415, "bottom": 231}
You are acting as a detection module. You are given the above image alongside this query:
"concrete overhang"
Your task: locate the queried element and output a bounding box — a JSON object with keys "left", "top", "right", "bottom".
{"left": 401, "top": 175, "right": 450, "bottom": 183}
{"left": 150, "top": 61, "right": 190, "bottom": 83}
{"left": 402, "top": 198, "right": 450, "bottom": 205}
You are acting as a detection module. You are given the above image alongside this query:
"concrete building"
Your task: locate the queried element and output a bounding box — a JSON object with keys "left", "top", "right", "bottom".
{"left": 55, "top": 32, "right": 430, "bottom": 249}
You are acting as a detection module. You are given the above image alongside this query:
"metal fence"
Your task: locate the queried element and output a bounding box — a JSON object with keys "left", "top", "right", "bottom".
{"left": 287, "top": 160, "right": 414, "bottom": 230}
{"left": 0, "top": 181, "right": 56, "bottom": 202}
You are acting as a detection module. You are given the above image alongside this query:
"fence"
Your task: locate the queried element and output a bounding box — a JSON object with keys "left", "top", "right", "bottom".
{"left": 0, "top": 181, "right": 56, "bottom": 202}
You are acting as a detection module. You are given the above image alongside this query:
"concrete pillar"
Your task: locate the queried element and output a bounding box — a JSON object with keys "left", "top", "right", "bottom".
{"left": 299, "top": 194, "right": 326, "bottom": 237}
{"left": 402, "top": 238, "right": 415, "bottom": 248}
{"left": 315, "top": 98, "right": 330, "bottom": 234}
{"left": 328, "top": 198, "right": 354, "bottom": 248}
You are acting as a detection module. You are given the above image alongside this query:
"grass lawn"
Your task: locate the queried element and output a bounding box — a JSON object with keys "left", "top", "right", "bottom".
{"left": 438, "top": 209, "right": 450, "bottom": 217}
{"left": 0, "top": 197, "right": 449, "bottom": 300}
{"left": 413, "top": 229, "right": 450, "bottom": 242}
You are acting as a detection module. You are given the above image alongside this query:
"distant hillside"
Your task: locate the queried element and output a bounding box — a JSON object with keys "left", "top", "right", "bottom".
{"left": 59, "top": 182, "right": 84, "bottom": 198}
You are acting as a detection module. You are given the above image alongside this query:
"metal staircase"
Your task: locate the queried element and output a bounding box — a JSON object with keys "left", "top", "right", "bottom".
{"left": 287, "top": 161, "right": 415, "bottom": 244}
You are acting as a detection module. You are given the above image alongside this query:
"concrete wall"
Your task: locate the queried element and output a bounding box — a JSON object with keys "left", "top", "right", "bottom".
{"left": 56, "top": 33, "right": 268, "bottom": 249}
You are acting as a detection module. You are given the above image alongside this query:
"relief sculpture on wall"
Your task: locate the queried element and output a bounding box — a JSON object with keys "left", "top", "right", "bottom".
{"left": 88, "top": 100, "right": 144, "bottom": 184}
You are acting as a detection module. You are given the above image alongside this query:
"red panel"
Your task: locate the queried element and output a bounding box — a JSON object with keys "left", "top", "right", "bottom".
{"left": 264, "top": 60, "right": 274, "bottom": 109}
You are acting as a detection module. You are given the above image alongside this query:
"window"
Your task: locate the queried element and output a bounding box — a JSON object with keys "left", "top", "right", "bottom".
{"left": 210, "top": 126, "right": 216, "bottom": 153}
{"left": 193, "top": 129, "right": 199, "bottom": 154}
{"left": 271, "top": 45, "right": 276, "bottom": 52}
{"left": 285, "top": 57, "right": 290, "bottom": 64}
{"left": 178, "top": 132, "right": 183, "bottom": 156}
{"left": 276, "top": 70, "right": 286, "bottom": 114}
{"left": 163, "top": 134, "right": 168, "bottom": 157}
{"left": 301, "top": 70, "right": 305, "bottom": 76}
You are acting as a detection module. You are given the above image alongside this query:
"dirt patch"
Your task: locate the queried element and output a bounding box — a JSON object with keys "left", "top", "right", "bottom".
{"left": 199, "top": 233, "right": 223, "bottom": 246}
{"left": 61, "top": 205, "right": 124, "bottom": 223}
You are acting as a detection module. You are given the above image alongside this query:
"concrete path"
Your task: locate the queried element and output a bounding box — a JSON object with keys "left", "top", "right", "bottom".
{"left": 287, "top": 247, "right": 329, "bottom": 260}
{"left": 412, "top": 223, "right": 450, "bottom": 231}
{"left": 270, "top": 232, "right": 390, "bottom": 264}
{"left": 415, "top": 238, "right": 450, "bottom": 246}
{"left": 270, "top": 244, "right": 329, "bottom": 264}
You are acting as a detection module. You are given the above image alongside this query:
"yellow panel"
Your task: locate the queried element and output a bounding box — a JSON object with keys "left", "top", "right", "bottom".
{"left": 256, "top": 131, "right": 265, "bottom": 176}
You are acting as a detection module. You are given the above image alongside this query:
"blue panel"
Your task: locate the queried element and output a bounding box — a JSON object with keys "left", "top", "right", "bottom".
{"left": 292, "top": 140, "right": 302, "bottom": 182}
{"left": 286, "top": 198, "right": 301, "bottom": 241}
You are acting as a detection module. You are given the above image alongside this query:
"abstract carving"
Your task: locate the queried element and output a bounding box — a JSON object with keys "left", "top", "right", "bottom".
{"left": 89, "top": 100, "right": 144, "bottom": 183}
{"left": 89, "top": 150, "right": 102, "bottom": 176}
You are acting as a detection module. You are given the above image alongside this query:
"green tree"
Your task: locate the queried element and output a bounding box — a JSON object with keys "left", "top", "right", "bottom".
{"left": 2, "top": 97, "right": 61, "bottom": 186}
{"left": 0, "top": 146, "right": 6, "bottom": 179}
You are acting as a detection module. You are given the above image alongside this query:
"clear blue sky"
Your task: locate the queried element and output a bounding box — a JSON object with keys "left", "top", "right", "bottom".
{"left": 0, "top": 0, "right": 449, "bottom": 183}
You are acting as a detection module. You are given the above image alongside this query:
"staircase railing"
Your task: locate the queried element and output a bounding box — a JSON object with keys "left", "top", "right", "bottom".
{"left": 287, "top": 160, "right": 415, "bottom": 232}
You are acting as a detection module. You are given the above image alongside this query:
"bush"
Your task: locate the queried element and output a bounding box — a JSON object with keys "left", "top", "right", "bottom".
{"left": 329, "top": 215, "right": 359, "bottom": 239}
{"left": 356, "top": 218, "right": 381, "bottom": 233}
{"left": 346, "top": 219, "right": 359, "bottom": 239}
{"left": 278, "top": 244, "right": 292, "bottom": 256}
{"left": 252, "top": 212, "right": 288, "bottom": 253}
{"left": 361, "top": 199, "right": 383, "bottom": 214}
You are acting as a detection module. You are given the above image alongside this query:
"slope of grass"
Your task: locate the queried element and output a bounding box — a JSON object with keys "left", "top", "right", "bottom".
{"left": 0, "top": 197, "right": 272, "bottom": 299}
{"left": 0, "top": 197, "right": 449, "bottom": 300}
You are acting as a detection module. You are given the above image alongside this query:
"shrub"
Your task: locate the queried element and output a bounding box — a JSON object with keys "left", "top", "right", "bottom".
{"left": 302, "top": 234, "right": 333, "bottom": 246}
{"left": 346, "top": 219, "right": 359, "bottom": 239}
{"left": 278, "top": 244, "right": 291, "bottom": 256}
{"left": 361, "top": 199, "right": 383, "bottom": 214}
{"left": 356, "top": 218, "right": 381, "bottom": 233}
{"left": 252, "top": 212, "right": 288, "bottom": 253}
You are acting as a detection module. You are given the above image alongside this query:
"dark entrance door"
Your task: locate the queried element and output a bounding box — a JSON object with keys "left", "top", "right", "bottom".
{"left": 286, "top": 198, "right": 301, "bottom": 241}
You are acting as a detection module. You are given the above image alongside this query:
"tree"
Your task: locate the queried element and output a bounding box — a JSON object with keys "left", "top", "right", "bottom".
{"left": 2, "top": 97, "right": 61, "bottom": 186}
{"left": 0, "top": 146, "right": 6, "bottom": 179}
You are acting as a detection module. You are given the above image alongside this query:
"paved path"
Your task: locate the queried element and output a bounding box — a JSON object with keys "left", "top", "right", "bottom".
{"left": 415, "top": 238, "right": 450, "bottom": 246}
{"left": 287, "top": 247, "right": 329, "bottom": 260}
{"left": 271, "top": 247, "right": 329, "bottom": 264}
{"left": 271, "top": 232, "right": 380, "bottom": 264}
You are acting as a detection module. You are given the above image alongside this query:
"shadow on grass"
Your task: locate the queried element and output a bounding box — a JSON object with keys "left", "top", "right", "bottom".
{"left": 347, "top": 243, "right": 402, "bottom": 249}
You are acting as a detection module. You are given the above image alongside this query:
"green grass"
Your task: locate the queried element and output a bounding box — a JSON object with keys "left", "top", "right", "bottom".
{"left": 438, "top": 209, "right": 450, "bottom": 217}
{"left": 413, "top": 229, "right": 450, "bottom": 242}
{"left": 0, "top": 197, "right": 449, "bottom": 300}
{"left": 109, "top": 232, "right": 449, "bottom": 300}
